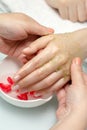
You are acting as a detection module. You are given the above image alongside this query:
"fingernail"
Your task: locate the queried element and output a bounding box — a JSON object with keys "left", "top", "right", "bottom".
{"left": 23, "top": 48, "right": 28, "bottom": 52}
{"left": 47, "top": 28, "right": 54, "bottom": 33}
{"left": 34, "top": 93, "right": 42, "bottom": 97}
{"left": 12, "top": 85, "right": 20, "bottom": 91}
{"left": 73, "top": 58, "right": 81, "bottom": 65}
{"left": 13, "top": 75, "right": 20, "bottom": 82}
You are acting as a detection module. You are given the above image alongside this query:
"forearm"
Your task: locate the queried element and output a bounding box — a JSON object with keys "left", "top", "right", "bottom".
{"left": 50, "top": 110, "right": 87, "bottom": 130}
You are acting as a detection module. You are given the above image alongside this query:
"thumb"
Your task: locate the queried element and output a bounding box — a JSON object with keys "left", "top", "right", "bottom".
{"left": 71, "top": 57, "right": 84, "bottom": 85}
{"left": 26, "top": 17, "right": 54, "bottom": 36}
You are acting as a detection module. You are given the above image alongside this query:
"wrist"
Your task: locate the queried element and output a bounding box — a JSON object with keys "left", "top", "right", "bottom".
{"left": 73, "top": 28, "right": 87, "bottom": 60}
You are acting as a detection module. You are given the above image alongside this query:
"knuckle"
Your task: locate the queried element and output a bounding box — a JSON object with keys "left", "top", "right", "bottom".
{"left": 58, "top": 54, "right": 67, "bottom": 65}
{"left": 32, "top": 57, "right": 41, "bottom": 69}
{"left": 19, "top": 69, "right": 28, "bottom": 77}
{"left": 50, "top": 83, "right": 57, "bottom": 91}
{"left": 44, "top": 79, "right": 52, "bottom": 87}
{"left": 32, "top": 59, "right": 38, "bottom": 68}
{"left": 51, "top": 45, "right": 59, "bottom": 55}
{"left": 19, "top": 78, "right": 29, "bottom": 89}
{"left": 37, "top": 69, "right": 43, "bottom": 77}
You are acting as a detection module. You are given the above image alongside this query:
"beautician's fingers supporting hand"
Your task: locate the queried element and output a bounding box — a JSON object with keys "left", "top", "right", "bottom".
{"left": 56, "top": 58, "right": 87, "bottom": 120}
{"left": 0, "top": 13, "right": 54, "bottom": 40}
{"left": 23, "top": 35, "right": 54, "bottom": 56}
{"left": 0, "top": 13, "right": 54, "bottom": 64}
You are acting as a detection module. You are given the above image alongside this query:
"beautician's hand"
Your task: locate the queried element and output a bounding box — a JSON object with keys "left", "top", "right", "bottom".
{"left": 46, "top": 0, "right": 87, "bottom": 22}
{"left": 0, "top": 13, "right": 54, "bottom": 63}
{"left": 13, "top": 29, "right": 87, "bottom": 93}
{"left": 51, "top": 58, "right": 87, "bottom": 130}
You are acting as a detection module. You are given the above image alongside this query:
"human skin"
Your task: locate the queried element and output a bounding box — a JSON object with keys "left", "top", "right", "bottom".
{"left": 46, "top": 0, "right": 87, "bottom": 22}
{"left": 50, "top": 58, "right": 87, "bottom": 130}
{"left": 13, "top": 28, "right": 87, "bottom": 94}
{"left": 0, "top": 13, "right": 54, "bottom": 63}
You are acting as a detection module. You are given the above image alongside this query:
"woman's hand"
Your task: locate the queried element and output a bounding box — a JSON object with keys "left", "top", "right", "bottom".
{"left": 46, "top": 0, "right": 87, "bottom": 22}
{"left": 0, "top": 13, "right": 54, "bottom": 63}
{"left": 13, "top": 29, "right": 87, "bottom": 93}
{"left": 51, "top": 58, "right": 87, "bottom": 130}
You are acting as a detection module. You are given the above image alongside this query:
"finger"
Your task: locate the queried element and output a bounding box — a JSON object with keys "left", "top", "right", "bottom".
{"left": 68, "top": 5, "right": 78, "bottom": 22}
{"left": 14, "top": 36, "right": 54, "bottom": 78}
{"left": 26, "top": 16, "right": 54, "bottom": 35}
{"left": 17, "top": 54, "right": 28, "bottom": 64}
{"left": 56, "top": 89, "right": 66, "bottom": 120}
{"left": 23, "top": 35, "right": 54, "bottom": 55}
{"left": 13, "top": 54, "right": 67, "bottom": 90}
{"left": 86, "top": 0, "right": 87, "bottom": 16}
{"left": 56, "top": 104, "right": 66, "bottom": 120}
{"left": 64, "top": 84, "right": 70, "bottom": 92}
{"left": 71, "top": 58, "right": 84, "bottom": 85}
{"left": 77, "top": 1, "right": 86, "bottom": 22}
{"left": 50, "top": 76, "right": 70, "bottom": 92}
{"left": 35, "top": 76, "right": 70, "bottom": 95}
{"left": 57, "top": 88, "right": 66, "bottom": 105}
{"left": 14, "top": 43, "right": 58, "bottom": 82}
{"left": 18, "top": 52, "right": 34, "bottom": 64}
{"left": 19, "top": 70, "right": 63, "bottom": 93}
{"left": 59, "top": 7, "right": 69, "bottom": 19}
{"left": 26, "top": 70, "right": 63, "bottom": 91}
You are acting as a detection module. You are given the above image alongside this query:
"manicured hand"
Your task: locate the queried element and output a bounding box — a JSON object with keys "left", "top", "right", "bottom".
{"left": 13, "top": 29, "right": 87, "bottom": 93}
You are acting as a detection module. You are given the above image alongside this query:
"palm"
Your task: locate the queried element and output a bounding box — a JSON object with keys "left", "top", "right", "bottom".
{"left": 56, "top": 73, "right": 87, "bottom": 121}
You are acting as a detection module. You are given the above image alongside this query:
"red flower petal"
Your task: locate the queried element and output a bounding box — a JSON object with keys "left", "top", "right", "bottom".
{"left": 0, "top": 83, "right": 11, "bottom": 93}
{"left": 17, "top": 93, "right": 28, "bottom": 100}
{"left": 29, "top": 91, "right": 42, "bottom": 99}
{"left": 7, "top": 77, "right": 14, "bottom": 85}
{"left": 29, "top": 91, "right": 35, "bottom": 96}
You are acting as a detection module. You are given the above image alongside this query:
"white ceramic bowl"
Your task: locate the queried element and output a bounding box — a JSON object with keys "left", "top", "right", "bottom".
{"left": 0, "top": 56, "right": 52, "bottom": 108}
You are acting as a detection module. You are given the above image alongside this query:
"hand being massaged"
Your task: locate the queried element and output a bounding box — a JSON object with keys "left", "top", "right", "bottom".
{"left": 13, "top": 28, "right": 87, "bottom": 95}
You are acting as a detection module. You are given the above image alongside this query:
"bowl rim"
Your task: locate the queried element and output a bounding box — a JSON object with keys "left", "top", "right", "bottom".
{"left": 0, "top": 89, "right": 53, "bottom": 103}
